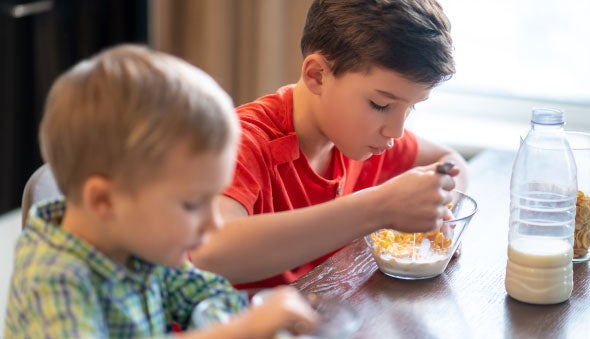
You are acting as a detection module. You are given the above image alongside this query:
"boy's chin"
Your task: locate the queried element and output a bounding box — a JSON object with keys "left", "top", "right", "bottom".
{"left": 343, "top": 149, "right": 373, "bottom": 162}
{"left": 167, "top": 255, "right": 190, "bottom": 268}
{"left": 145, "top": 253, "right": 187, "bottom": 268}
{"left": 356, "top": 152, "right": 374, "bottom": 162}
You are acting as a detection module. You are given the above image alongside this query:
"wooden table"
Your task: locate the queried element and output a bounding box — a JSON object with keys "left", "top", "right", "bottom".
{"left": 293, "top": 149, "right": 590, "bottom": 338}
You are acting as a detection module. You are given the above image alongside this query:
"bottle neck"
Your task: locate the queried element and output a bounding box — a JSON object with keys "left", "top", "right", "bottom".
{"left": 531, "top": 122, "right": 564, "bottom": 133}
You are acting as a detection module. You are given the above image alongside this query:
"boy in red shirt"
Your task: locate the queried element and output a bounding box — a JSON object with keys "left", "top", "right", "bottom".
{"left": 191, "top": 0, "right": 468, "bottom": 288}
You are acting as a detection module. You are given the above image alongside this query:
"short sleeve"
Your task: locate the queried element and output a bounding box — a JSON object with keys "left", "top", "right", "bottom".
{"left": 223, "top": 127, "right": 270, "bottom": 215}
{"left": 160, "top": 262, "right": 247, "bottom": 330}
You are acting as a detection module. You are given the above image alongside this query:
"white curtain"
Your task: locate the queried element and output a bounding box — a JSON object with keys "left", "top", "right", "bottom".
{"left": 150, "top": 0, "right": 313, "bottom": 106}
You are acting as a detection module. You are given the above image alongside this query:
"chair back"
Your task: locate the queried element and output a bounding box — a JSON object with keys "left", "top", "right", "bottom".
{"left": 21, "top": 164, "right": 62, "bottom": 228}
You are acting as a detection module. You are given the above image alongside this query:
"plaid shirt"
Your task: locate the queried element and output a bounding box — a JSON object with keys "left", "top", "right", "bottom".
{"left": 4, "top": 199, "right": 247, "bottom": 338}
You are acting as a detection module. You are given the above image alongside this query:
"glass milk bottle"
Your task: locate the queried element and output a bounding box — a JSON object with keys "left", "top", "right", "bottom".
{"left": 505, "top": 107, "right": 577, "bottom": 304}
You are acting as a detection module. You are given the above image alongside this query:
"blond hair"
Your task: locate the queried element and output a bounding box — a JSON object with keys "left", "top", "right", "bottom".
{"left": 39, "top": 44, "right": 239, "bottom": 202}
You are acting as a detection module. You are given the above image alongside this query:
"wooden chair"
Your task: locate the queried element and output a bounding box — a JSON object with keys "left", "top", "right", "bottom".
{"left": 21, "top": 164, "right": 62, "bottom": 229}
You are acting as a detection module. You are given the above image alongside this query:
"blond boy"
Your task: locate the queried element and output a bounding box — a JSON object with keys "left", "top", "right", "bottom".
{"left": 4, "top": 45, "right": 317, "bottom": 338}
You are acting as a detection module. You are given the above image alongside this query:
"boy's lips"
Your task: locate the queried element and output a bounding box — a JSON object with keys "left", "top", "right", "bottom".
{"left": 369, "top": 145, "right": 392, "bottom": 155}
{"left": 188, "top": 240, "right": 203, "bottom": 252}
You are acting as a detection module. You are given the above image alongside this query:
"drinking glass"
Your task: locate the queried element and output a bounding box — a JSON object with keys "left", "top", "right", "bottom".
{"left": 568, "top": 131, "right": 590, "bottom": 262}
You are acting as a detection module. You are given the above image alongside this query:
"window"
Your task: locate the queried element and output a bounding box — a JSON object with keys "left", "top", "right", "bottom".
{"left": 408, "top": 0, "right": 590, "bottom": 156}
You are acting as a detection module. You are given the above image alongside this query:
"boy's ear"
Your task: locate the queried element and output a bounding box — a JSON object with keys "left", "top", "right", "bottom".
{"left": 81, "top": 176, "right": 116, "bottom": 220}
{"left": 301, "top": 53, "right": 330, "bottom": 95}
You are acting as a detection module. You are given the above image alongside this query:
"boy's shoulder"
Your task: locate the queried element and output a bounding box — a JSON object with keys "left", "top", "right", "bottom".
{"left": 14, "top": 200, "right": 106, "bottom": 288}
{"left": 13, "top": 223, "right": 96, "bottom": 288}
{"left": 237, "top": 85, "right": 294, "bottom": 128}
{"left": 235, "top": 85, "right": 297, "bottom": 153}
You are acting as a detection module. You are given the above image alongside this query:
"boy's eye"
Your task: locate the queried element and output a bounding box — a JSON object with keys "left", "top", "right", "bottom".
{"left": 182, "top": 201, "right": 201, "bottom": 211}
{"left": 370, "top": 101, "right": 389, "bottom": 112}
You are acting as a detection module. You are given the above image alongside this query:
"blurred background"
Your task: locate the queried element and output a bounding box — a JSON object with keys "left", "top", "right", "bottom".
{"left": 1, "top": 0, "right": 589, "bottom": 215}
{"left": 0, "top": 0, "right": 312, "bottom": 214}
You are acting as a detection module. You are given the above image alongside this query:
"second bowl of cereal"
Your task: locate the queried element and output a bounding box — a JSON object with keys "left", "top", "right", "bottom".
{"left": 366, "top": 190, "right": 477, "bottom": 280}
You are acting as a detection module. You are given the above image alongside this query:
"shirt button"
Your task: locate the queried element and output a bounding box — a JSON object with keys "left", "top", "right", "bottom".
{"left": 336, "top": 187, "right": 342, "bottom": 196}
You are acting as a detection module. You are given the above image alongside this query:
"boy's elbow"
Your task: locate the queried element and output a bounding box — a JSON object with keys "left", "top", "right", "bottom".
{"left": 190, "top": 246, "right": 219, "bottom": 273}
{"left": 189, "top": 246, "right": 244, "bottom": 283}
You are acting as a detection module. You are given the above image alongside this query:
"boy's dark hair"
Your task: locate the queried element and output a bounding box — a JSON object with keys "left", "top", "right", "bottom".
{"left": 301, "top": 0, "right": 455, "bottom": 87}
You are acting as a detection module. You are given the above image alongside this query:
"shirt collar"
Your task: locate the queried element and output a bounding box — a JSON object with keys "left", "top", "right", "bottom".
{"left": 28, "top": 199, "right": 156, "bottom": 285}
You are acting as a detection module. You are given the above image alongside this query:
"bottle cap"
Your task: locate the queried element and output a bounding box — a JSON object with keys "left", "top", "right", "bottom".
{"left": 531, "top": 107, "right": 564, "bottom": 125}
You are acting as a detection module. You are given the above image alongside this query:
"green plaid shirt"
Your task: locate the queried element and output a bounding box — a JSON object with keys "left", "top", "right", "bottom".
{"left": 4, "top": 199, "right": 247, "bottom": 338}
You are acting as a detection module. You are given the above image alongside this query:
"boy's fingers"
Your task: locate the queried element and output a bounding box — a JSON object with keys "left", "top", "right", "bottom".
{"left": 435, "top": 161, "right": 455, "bottom": 175}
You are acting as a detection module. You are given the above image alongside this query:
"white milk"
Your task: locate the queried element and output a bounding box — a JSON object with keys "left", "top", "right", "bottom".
{"left": 373, "top": 251, "right": 449, "bottom": 279}
{"left": 505, "top": 237, "right": 573, "bottom": 304}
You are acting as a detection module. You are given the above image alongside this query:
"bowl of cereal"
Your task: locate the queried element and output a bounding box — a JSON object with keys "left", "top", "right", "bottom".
{"left": 366, "top": 190, "right": 477, "bottom": 280}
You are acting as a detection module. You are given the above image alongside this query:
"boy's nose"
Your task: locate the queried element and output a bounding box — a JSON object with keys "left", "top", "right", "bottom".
{"left": 196, "top": 204, "right": 216, "bottom": 235}
{"left": 381, "top": 119, "right": 405, "bottom": 139}
{"left": 206, "top": 206, "right": 223, "bottom": 233}
{"left": 381, "top": 126, "right": 403, "bottom": 139}
{"left": 381, "top": 107, "right": 410, "bottom": 139}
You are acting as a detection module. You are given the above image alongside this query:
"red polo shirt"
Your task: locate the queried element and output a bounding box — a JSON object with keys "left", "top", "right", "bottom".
{"left": 225, "top": 85, "right": 418, "bottom": 289}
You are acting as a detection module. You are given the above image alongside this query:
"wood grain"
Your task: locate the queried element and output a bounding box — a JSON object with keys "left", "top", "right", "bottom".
{"left": 293, "top": 149, "right": 590, "bottom": 338}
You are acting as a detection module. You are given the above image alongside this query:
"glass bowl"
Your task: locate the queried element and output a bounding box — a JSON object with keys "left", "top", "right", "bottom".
{"left": 365, "top": 190, "right": 478, "bottom": 280}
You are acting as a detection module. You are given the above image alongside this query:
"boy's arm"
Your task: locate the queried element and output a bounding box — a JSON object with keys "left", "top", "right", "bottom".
{"left": 413, "top": 134, "right": 469, "bottom": 192}
{"left": 175, "top": 286, "right": 317, "bottom": 339}
{"left": 192, "top": 160, "right": 456, "bottom": 283}
{"left": 162, "top": 262, "right": 247, "bottom": 330}
{"left": 164, "top": 268, "right": 317, "bottom": 338}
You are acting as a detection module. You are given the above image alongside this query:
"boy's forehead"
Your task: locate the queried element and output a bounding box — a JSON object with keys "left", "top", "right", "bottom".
{"left": 344, "top": 67, "right": 432, "bottom": 103}
{"left": 157, "top": 140, "right": 236, "bottom": 189}
{"left": 374, "top": 88, "right": 430, "bottom": 104}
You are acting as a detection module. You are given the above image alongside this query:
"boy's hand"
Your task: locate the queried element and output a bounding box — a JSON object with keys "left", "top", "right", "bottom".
{"left": 185, "top": 286, "right": 318, "bottom": 339}
{"left": 248, "top": 286, "right": 319, "bottom": 337}
{"left": 367, "top": 162, "right": 458, "bottom": 233}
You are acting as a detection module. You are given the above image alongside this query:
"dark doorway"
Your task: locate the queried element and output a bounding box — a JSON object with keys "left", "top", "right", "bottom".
{"left": 0, "top": 0, "right": 148, "bottom": 213}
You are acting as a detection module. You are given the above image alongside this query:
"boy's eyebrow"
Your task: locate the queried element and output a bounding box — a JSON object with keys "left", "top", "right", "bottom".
{"left": 375, "top": 89, "right": 429, "bottom": 103}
